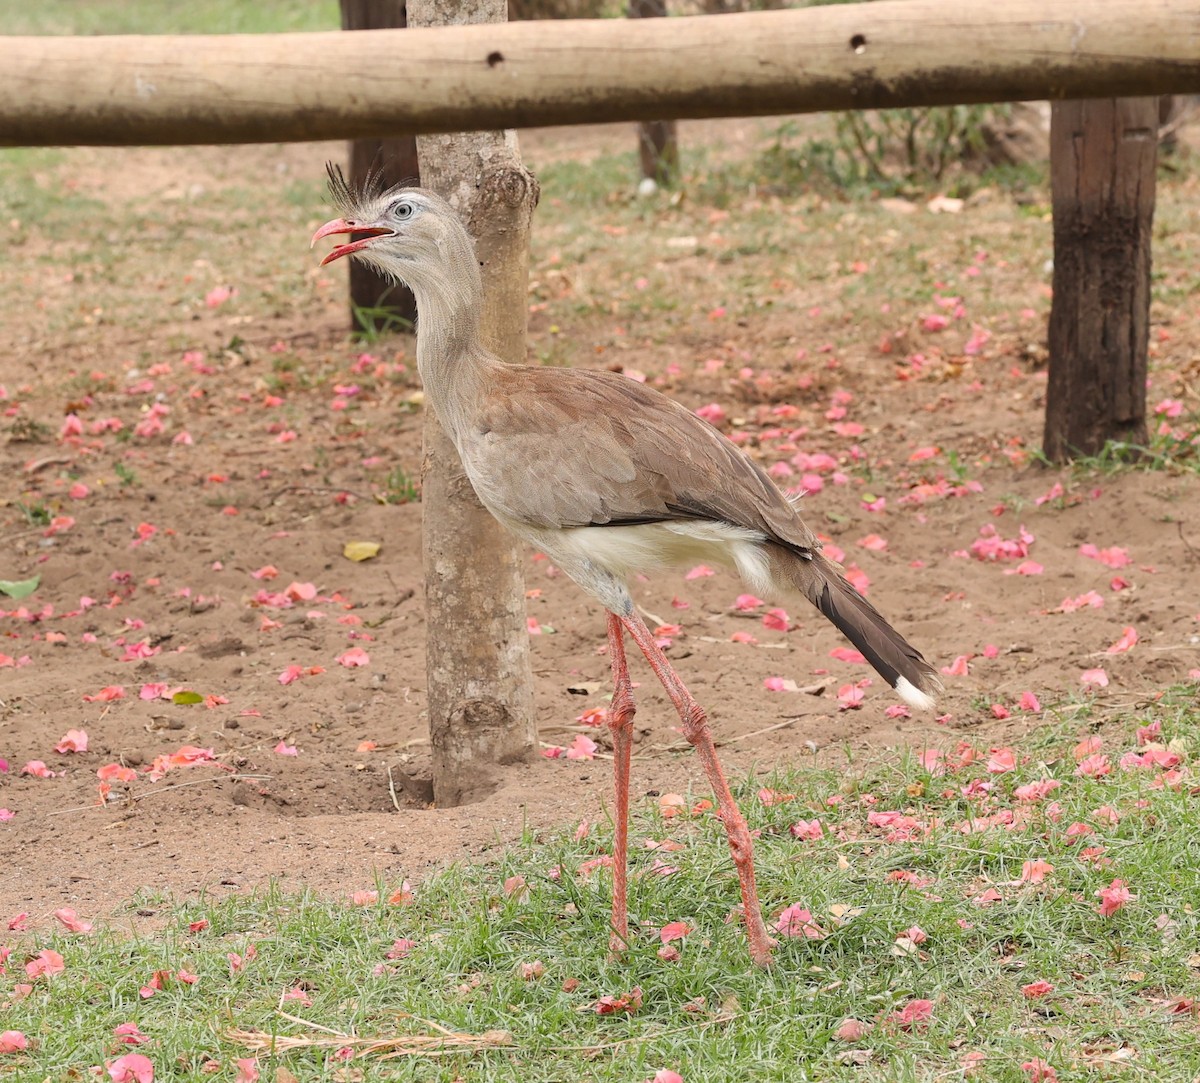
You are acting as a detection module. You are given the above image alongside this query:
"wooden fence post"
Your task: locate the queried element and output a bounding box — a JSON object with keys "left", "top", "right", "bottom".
{"left": 409, "top": 0, "right": 540, "bottom": 809}
{"left": 629, "top": 0, "right": 679, "bottom": 187}
{"left": 339, "top": 0, "right": 420, "bottom": 334}
{"left": 1043, "top": 98, "right": 1157, "bottom": 461}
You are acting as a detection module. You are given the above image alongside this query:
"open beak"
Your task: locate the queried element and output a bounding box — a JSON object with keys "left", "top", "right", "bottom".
{"left": 310, "top": 218, "right": 393, "bottom": 267}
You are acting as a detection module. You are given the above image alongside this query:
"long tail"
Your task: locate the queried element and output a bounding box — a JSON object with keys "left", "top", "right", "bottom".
{"left": 768, "top": 546, "right": 941, "bottom": 711}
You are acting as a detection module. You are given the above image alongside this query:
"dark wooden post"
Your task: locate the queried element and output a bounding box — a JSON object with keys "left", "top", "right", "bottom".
{"left": 1043, "top": 98, "right": 1157, "bottom": 462}
{"left": 629, "top": 0, "right": 679, "bottom": 187}
{"left": 339, "top": 0, "right": 419, "bottom": 334}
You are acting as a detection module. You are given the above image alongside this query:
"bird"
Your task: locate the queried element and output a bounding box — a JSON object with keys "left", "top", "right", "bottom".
{"left": 312, "top": 165, "right": 940, "bottom": 967}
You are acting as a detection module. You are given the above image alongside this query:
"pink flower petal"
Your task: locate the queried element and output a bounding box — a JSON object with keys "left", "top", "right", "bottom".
{"left": 1095, "top": 878, "right": 1133, "bottom": 917}
{"left": 830, "top": 646, "right": 866, "bottom": 664}
{"left": 278, "top": 665, "right": 305, "bottom": 685}
{"left": 1020, "top": 859, "right": 1054, "bottom": 883}
{"left": 762, "top": 608, "right": 790, "bottom": 632}
{"left": 1106, "top": 626, "right": 1138, "bottom": 654}
{"left": 773, "top": 903, "right": 825, "bottom": 939}
{"left": 1021, "top": 1058, "right": 1058, "bottom": 1083}
{"left": 659, "top": 920, "right": 692, "bottom": 944}
{"left": 25, "top": 948, "right": 65, "bottom": 979}
{"left": 940, "top": 655, "right": 971, "bottom": 677}
{"left": 54, "top": 728, "right": 89, "bottom": 753}
{"left": 54, "top": 907, "right": 93, "bottom": 933}
{"left": 837, "top": 683, "right": 865, "bottom": 710}
{"left": 113, "top": 1023, "right": 149, "bottom": 1046}
{"left": 82, "top": 685, "right": 126, "bottom": 703}
{"left": 1079, "top": 543, "right": 1131, "bottom": 569}
{"left": 565, "top": 734, "right": 597, "bottom": 761}
{"left": 986, "top": 748, "right": 1016, "bottom": 774}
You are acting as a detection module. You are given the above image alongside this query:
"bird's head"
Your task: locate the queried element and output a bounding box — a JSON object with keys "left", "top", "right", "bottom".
{"left": 311, "top": 164, "right": 481, "bottom": 309}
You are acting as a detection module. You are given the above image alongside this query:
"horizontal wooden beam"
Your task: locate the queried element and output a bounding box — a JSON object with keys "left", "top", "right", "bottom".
{"left": 1, "top": 0, "right": 1197, "bottom": 147}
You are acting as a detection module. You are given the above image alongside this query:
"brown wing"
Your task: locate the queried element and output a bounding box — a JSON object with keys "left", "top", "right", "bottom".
{"left": 460, "top": 365, "right": 820, "bottom": 553}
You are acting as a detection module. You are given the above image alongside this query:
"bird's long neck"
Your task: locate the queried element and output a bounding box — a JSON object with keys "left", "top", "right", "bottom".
{"left": 401, "top": 232, "right": 502, "bottom": 446}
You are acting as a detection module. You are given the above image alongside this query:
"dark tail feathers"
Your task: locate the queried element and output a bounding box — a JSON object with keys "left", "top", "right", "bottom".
{"left": 772, "top": 548, "right": 941, "bottom": 710}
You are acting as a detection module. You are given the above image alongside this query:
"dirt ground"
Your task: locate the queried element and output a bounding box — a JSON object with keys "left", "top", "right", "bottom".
{"left": 2, "top": 120, "right": 1198, "bottom": 928}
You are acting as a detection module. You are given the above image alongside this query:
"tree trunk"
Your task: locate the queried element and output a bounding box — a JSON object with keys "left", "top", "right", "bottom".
{"left": 409, "top": 0, "right": 539, "bottom": 809}
{"left": 1043, "top": 98, "right": 1157, "bottom": 462}
{"left": 629, "top": 0, "right": 679, "bottom": 186}
{"left": 339, "top": 0, "right": 419, "bottom": 334}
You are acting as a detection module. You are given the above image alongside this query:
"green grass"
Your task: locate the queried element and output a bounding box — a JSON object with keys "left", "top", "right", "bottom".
{"left": 1031, "top": 415, "right": 1200, "bottom": 478}
{"left": 0, "top": 0, "right": 339, "bottom": 36}
{"left": 6, "top": 689, "right": 1200, "bottom": 1081}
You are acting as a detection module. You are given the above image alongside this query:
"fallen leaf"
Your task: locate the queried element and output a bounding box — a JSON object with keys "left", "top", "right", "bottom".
{"left": 342, "top": 541, "right": 381, "bottom": 563}
{"left": 0, "top": 577, "right": 39, "bottom": 600}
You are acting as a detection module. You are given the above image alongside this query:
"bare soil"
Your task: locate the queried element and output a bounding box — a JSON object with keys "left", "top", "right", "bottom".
{"left": 1, "top": 121, "right": 1198, "bottom": 928}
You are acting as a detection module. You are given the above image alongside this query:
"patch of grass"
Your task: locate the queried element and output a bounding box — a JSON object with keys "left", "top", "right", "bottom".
{"left": 1033, "top": 416, "right": 1200, "bottom": 478}
{"left": 6, "top": 693, "right": 1200, "bottom": 1080}
{"left": 0, "top": 148, "right": 73, "bottom": 220}
{"left": 6, "top": 417, "right": 52, "bottom": 444}
{"left": 536, "top": 153, "right": 641, "bottom": 210}
{"left": 15, "top": 501, "right": 51, "bottom": 527}
{"left": 352, "top": 304, "right": 415, "bottom": 345}
{"left": 380, "top": 465, "right": 421, "bottom": 505}
{"left": 0, "top": 0, "right": 339, "bottom": 35}
{"left": 113, "top": 461, "right": 138, "bottom": 487}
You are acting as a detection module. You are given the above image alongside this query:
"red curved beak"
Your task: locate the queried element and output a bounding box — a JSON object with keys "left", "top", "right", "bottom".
{"left": 310, "top": 218, "right": 392, "bottom": 266}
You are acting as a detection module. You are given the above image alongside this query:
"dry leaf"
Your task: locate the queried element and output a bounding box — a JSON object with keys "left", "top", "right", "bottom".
{"left": 343, "top": 541, "right": 381, "bottom": 563}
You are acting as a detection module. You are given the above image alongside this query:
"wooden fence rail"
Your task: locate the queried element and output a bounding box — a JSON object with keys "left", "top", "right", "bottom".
{"left": 1, "top": 0, "right": 1197, "bottom": 147}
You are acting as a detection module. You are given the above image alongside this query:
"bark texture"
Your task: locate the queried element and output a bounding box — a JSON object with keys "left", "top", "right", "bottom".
{"left": 340, "top": 0, "right": 420, "bottom": 333}
{"left": 629, "top": 0, "right": 678, "bottom": 186}
{"left": 410, "top": 0, "right": 539, "bottom": 808}
{"left": 4, "top": 0, "right": 1200, "bottom": 146}
{"left": 1044, "top": 98, "right": 1157, "bottom": 462}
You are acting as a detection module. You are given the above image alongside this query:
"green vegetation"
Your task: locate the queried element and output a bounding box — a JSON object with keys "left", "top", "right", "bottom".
{"left": 5, "top": 696, "right": 1200, "bottom": 1080}
{"left": 0, "top": 0, "right": 339, "bottom": 36}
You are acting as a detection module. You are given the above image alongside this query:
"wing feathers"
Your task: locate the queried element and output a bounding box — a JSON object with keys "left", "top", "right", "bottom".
{"left": 464, "top": 366, "right": 817, "bottom": 554}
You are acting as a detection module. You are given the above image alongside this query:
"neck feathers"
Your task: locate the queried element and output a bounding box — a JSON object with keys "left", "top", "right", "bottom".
{"left": 383, "top": 217, "right": 498, "bottom": 443}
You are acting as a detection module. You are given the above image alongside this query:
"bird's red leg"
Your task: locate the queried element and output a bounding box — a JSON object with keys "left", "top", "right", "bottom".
{"left": 605, "top": 612, "right": 636, "bottom": 954}
{"left": 620, "top": 610, "right": 775, "bottom": 967}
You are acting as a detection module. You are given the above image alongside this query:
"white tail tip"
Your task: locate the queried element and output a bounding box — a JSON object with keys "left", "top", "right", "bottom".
{"left": 895, "top": 677, "right": 937, "bottom": 712}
